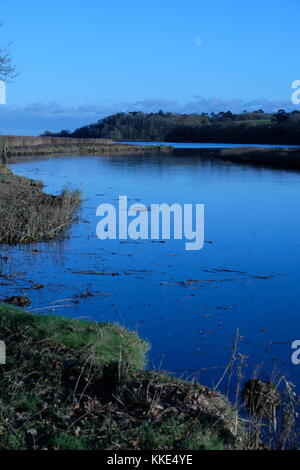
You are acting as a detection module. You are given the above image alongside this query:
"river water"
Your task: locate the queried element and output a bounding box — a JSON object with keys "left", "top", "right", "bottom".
{"left": 3, "top": 150, "right": 300, "bottom": 391}
{"left": 118, "top": 141, "right": 300, "bottom": 149}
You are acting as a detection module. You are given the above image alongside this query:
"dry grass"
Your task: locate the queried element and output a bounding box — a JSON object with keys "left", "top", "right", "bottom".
{"left": 215, "top": 330, "right": 300, "bottom": 450}
{"left": 0, "top": 165, "right": 81, "bottom": 244}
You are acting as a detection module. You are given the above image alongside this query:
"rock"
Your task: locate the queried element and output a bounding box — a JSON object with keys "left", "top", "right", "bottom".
{"left": 3, "top": 296, "right": 31, "bottom": 307}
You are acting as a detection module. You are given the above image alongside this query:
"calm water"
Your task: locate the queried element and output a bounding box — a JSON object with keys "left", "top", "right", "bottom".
{"left": 3, "top": 152, "right": 300, "bottom": 391}
{"left": 118, "top": 141, "right": 300, "bottom": 149}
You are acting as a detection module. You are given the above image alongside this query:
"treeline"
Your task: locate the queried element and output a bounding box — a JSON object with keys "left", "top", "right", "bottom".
{"left": 42, "top": 109, "right": 300, "bottom": 145}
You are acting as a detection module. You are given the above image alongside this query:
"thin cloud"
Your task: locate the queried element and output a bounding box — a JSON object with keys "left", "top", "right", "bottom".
{"left": 195, "top": 37, "right": 203, "bottom": 47}
{"left": 0, "top": 97, "right": 298, "bottom": 135}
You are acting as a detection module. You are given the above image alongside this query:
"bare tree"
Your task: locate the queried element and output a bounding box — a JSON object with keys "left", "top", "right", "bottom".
{"left": 0, "top": 24, "right": 18, "bottom": 82}
{"left": 0, "top": 46, "right": 17, "bottom": 81}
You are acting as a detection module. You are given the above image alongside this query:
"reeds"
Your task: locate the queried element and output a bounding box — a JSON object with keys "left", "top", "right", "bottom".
{"left": 214, "top": 330, "right": 300, "bottom": 449}
{"left": 0, "top": 165, "right": 81, "bottom": 244}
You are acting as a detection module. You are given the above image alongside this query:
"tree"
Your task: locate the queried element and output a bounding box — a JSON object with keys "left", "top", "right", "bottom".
{"left": 274, "top": 109, "right": 289, "bottom": 124}
{"left": 0, "top": 25, "right": 18, "bottom": 82}
{"left": 59, "top": 130, "right": 71, "bottom": 137}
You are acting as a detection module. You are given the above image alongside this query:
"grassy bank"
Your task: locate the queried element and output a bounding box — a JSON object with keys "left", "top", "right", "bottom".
{"left": 0, "top": 305, "right": 241, "bottom": 450}
{"left": 0, "top": 164, "right": 81, "bottom": 244}
{"left": 0, "top": 136, "right": 172, "bottom": 159}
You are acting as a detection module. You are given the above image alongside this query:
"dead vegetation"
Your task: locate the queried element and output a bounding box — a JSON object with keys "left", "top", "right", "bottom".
{"left": 0, "top": 164, "right": 81, "bottom": 244}
{"left": 0, "top": 135, "right": 172, "bottom": 159}
{"left": 215, "top": 330, "right": 300, "bottom": 450}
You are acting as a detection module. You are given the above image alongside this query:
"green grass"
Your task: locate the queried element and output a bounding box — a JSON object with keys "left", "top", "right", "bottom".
{"left": 65, "top": 419, "right": 227, "bottom": 451}
{"left": 0, "top": 304, "right": 148, "bottom": 370}
{"left": 84, "top": 416, "right": 229, "bottom": 450}
{"left": 0, "top": 305, "right": 240, "bottom": 450}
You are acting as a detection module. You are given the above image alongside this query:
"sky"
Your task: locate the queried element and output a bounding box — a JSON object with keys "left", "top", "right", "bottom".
{"left": 1, "top": 0, "right": 300, "bottom": 134}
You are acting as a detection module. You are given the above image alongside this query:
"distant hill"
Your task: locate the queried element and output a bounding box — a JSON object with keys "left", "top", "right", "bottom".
{"left": 42, "top": 110, "right": 300, "bottom": 145}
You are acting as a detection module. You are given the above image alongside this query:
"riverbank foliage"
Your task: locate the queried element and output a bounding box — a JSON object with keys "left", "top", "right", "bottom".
{"left": 45, "top": 110, "right": 300, "bottom": 145}
{"left": 0, "top": 305, "right": 241, "bottom": 450}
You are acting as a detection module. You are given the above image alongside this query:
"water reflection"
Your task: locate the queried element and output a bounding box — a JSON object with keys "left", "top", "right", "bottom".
{"left": 2, "top": 152, "right": 300, "bottom": 393}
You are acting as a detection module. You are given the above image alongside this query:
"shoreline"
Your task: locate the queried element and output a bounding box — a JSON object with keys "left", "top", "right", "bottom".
{"left": 2, "top": 135, "right": 300, "bottom": 170}
{"left": 0, "top": 135, "right": 172, "bottom": 159}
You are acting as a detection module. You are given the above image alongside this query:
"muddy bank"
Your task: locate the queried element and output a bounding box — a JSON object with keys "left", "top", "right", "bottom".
{"left": 0, "top": 135, "right": 172, "bottom": 159}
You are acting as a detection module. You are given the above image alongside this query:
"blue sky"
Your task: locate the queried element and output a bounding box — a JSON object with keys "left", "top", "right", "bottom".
{"left": 1, "top": 0, "right": 300, "bottom": 134}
